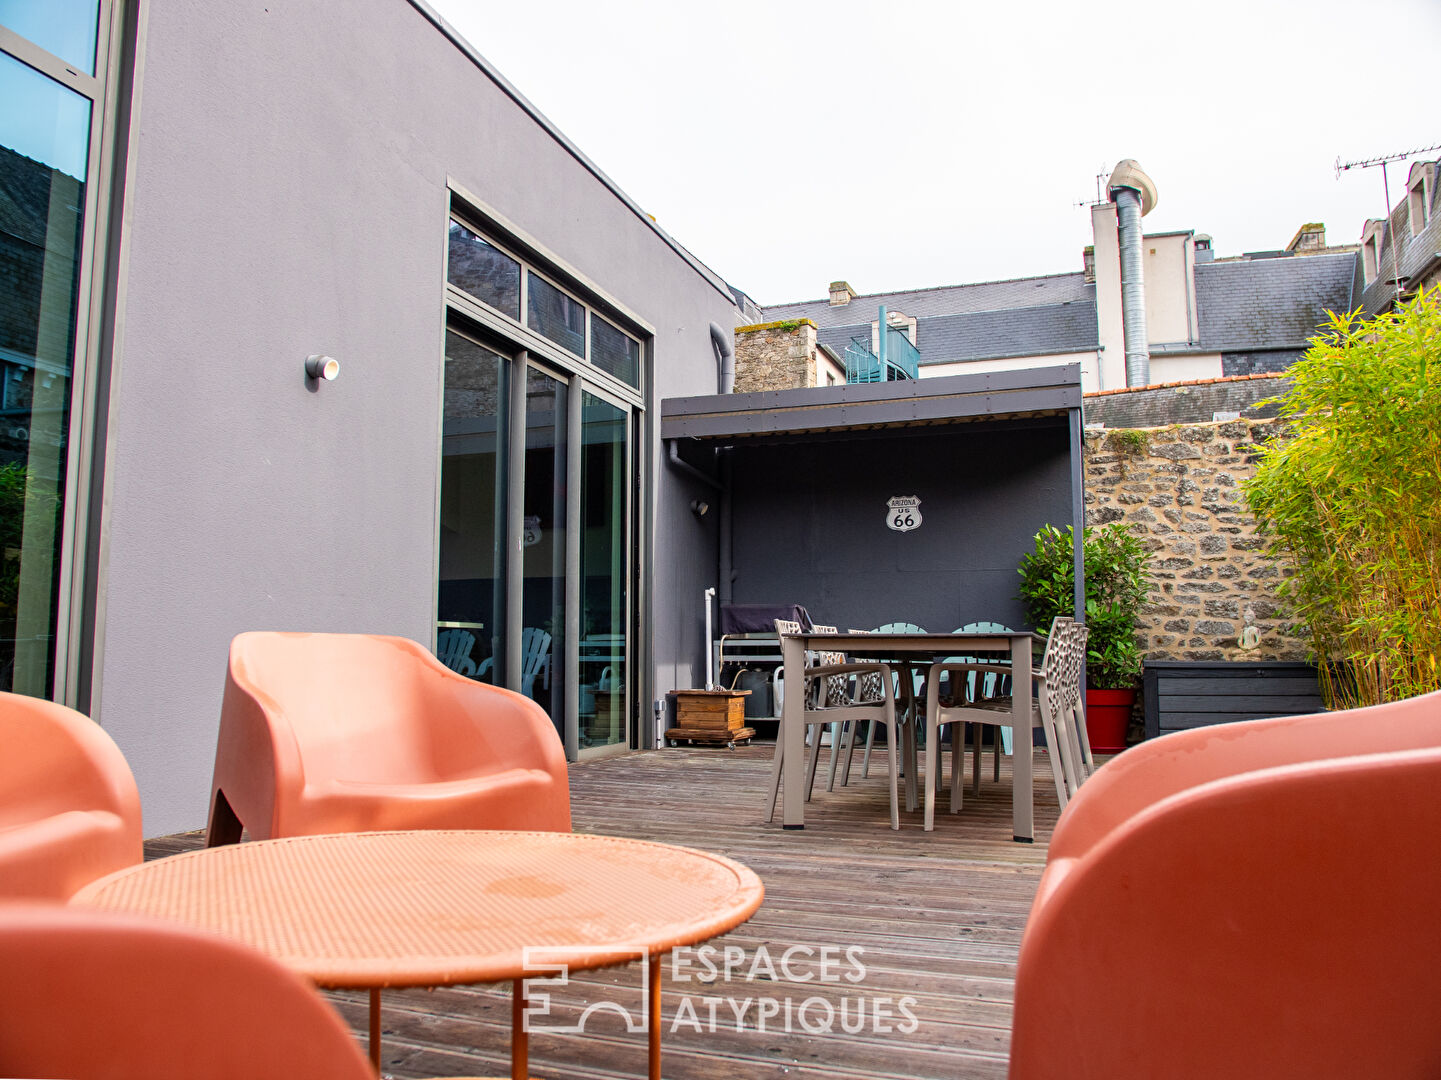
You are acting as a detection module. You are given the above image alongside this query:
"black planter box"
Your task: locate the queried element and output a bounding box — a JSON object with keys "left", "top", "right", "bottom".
{"left": 1143, "top": 661, "right": 1325, "bottom": 740}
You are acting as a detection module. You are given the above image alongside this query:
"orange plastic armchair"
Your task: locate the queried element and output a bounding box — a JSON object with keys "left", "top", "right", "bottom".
{"left": 1046, "top": 687, "right": 1441, "bottom": 864}
{"left": 1010, "top": 694, "right": 1441, "bottom": 1080}
{"left": 0, "top": 904, "right": 375, "bottom": 1080}
{"left": 0, "top": 691, "right": 142, "bottom": 899}
{"left": 207, "top": 631, "right": 571, "bottom": 845}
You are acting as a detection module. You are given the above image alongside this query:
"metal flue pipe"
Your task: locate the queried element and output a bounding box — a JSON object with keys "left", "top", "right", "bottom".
{"left": 1114, "top": 188, "right": 1150, "bottom": 387}
{"left": 1107, "top": 159, "right": 1158, "bottom": 389}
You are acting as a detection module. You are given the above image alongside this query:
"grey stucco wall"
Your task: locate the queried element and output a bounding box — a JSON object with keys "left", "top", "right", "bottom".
{"left": 100, "top": 0, "right": 737, "bottom": 834}
{"left": 726, "top": 424, "right": 1073, "bottom": 634}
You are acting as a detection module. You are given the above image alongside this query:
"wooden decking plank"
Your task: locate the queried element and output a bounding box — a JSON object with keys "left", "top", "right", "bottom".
{"left": 143, "top": 740, "right": 1056, "bottom": 1078}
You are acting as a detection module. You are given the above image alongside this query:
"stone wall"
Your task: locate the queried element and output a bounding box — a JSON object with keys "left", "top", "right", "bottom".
{"left": 733, "top": 320, "right": 818, "bottom": 393}
{"left": 1084, "top": 373, "right": 1287, "bottom": 428}
{"left": 1084, "top": 418, "right": 1306, "bottom": 662}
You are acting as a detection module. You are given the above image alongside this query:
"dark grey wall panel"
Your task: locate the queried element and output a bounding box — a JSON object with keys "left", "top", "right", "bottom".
{"left": 726, "top": 424, "right": 1072, "bottom": 634}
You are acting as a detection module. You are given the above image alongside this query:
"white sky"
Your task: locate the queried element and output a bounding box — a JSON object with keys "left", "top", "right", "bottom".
{"left": 431, "top": 0, "right": 1441, "bottom": 307}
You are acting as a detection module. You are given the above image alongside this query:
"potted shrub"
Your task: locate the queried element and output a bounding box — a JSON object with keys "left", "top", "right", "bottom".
{"left": 1018, "top": 523, "right": 1152, "bottom": 752}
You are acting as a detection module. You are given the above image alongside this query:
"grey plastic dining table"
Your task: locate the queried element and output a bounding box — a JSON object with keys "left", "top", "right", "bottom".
{"left": 776, "top": 629, "right": 1042, "bottom": 840}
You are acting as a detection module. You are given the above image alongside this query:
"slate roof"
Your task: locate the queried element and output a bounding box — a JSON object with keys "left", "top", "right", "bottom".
{"left": 765, "top": 244, "right": 1358, "bottom": 370}
{"left": 1196, "top": 253, "right": 1356, "bottom": 351}
{"left": 763, "top": 271, "right": 1094, "bottom": 326}
{"left": 813, "top": 296, "right": 1099, "bottom": 366}
{"left": 1359, "top": 160, "right": 1441, "bottom": 316}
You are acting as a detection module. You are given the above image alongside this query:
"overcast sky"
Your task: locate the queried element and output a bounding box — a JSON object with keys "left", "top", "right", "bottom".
{"left": 430, "top": 0, "right": 1441, "bottom": 307}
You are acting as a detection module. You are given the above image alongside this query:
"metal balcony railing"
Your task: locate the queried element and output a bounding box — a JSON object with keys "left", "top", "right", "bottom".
{"left": 843, "top": 325, "right": 920, "bottom": 383}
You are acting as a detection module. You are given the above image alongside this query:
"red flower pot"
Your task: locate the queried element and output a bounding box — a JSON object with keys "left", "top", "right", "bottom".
{"left": 1085, "top": 687, "right": 1135, "bottom": 753}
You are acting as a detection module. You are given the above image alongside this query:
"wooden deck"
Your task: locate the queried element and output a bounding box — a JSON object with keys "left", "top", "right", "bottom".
{"left": 146, "top": 742, "right": 1066, "bottom": 1078}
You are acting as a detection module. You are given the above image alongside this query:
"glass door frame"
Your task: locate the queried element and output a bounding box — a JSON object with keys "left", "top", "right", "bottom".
{"left": 440, "top": 187, "right": 653, "bottom": 761}
{"left": 438, "top": 332, "right": 637, "bottom": 761}
{"left": 566, "top": 378, "right": 633, "bottom": 762}
{"left": 0, "top": 1, "right": 133, "bottom": 707}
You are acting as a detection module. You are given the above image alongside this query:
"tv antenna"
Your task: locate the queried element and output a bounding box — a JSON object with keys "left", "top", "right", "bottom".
{"left": 1335, "top": 143, "right": 1441, "bottom": 302}
{"left": 1073, "top": 165, "right": 1109, "bottom": 209}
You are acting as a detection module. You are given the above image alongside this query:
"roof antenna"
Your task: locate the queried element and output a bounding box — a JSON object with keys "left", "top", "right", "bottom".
{"left": 1073, "top": 164, "right": 1109, "bottom": 209}
{"left": 1336, "top": 143, "right": 1441, "bottom": 303}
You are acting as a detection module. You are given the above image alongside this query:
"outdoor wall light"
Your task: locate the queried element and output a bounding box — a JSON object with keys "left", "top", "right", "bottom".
{"left": 690, "top": 499, "right": 710, "bottom": 518}
{"left": 305, "top": 354, "right": 340, "bottom": 381}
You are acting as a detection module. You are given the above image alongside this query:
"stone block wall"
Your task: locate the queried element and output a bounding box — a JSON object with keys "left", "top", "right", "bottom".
{"left": 733, "top": 320, "right": 818, "bottom": 393}
{"left": 1084, "top": 418, "right": 1307, "bottom": 662}
{"left": 1084, "top": 373, "right": 1288, "bottom": 428}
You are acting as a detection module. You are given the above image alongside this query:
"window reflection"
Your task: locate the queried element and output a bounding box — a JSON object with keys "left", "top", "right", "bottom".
{"left": 0, "top": 0, "right": 100, "bottom": 75}
{"left": 527, "top": 272, "right": 584, "bottom": 356}
{"left": 0, "top": 53, "right": 89, "bottom": 695}
{"left": 522, "top": 367, "right": 565, "bottom": 735}
{"left": 447, "top": 222, "right": 520, "bottom": 320}
{"left": 590, "top": 316, "right": 639, "bottom": 388}
{"left": 579, "top": 393, "right": 626, "bottom": 748}
{"left": 437, "top": 333, "right": 507, "bottom": 685}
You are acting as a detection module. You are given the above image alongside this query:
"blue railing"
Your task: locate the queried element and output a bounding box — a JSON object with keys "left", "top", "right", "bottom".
{"left": 843, "top": 325, "right": 920, "bottom": 383}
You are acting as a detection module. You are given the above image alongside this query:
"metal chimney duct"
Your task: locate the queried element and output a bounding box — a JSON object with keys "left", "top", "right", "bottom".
{"left": 1107, "top": 159, "right": 1158, "bottom": 388}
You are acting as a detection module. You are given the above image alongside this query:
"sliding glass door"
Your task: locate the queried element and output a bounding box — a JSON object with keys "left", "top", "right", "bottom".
{"left": 436, "top": 326, "right": 634, "bottom": 757}
{"left": 520, "top": 363, "right": 565, "bottom": 730}
{"left": 0, "top": 46, "right": 90, "bottom": 696}
{"left": 437, "top": 332, "right": 507, "bottom": 684}
{"left": 578, "top": 390, "right": 628, "bottom": 753}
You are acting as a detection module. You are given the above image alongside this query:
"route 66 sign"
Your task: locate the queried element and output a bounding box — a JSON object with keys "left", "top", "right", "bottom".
{"left": 522, "top": 515, "right": 542, "bottom": 547}
{"left": 886, "top": 495, "right": 922, "bottom": 533}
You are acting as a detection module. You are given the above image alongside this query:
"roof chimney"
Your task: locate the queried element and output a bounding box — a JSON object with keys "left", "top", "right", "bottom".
{"left": 828, "top": 280, "right": 857, "bottom": 306}
{"left": 1285, "top": 223, "right": 1326, "bottom": 254}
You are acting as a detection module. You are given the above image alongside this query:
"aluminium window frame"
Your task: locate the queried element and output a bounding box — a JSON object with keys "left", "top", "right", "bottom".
{"left": 1, "top": 2, "right": 130, "bottom": 709}
{"left": 439, "top": 182, "right": 654, "bottom": 759}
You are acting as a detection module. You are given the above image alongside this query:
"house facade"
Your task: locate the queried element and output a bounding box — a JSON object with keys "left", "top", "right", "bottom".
{"left": 1, "top": 1, "right": 743, "bottom": 833}
{"left": 759, "top": 161, "right": 1359, "bottom": 412}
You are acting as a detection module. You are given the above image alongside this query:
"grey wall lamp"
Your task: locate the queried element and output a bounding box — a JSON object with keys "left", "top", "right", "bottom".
{"left": 305, "top": 354, "right": 340, "bottom": 381}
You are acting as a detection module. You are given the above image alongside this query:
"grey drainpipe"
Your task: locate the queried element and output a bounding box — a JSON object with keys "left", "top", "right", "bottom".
{"left": 705, "top": 322, "right": 736, "bottom": 606}
{"left": 1113, "top": 186, "right": 1151, "bottom": 388}
{"left": 709, "top": 322, "right": 735, "bottom": 395}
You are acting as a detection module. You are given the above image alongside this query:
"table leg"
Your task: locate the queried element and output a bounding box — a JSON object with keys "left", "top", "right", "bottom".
{"left": 369, "top": 988, "right": 381, "bottom": 1074}
{"left": 649, "top": 951, "right": 663, "bottom": 1080}
{"left": 781, "top": 634, "right": 805, "bottom": 828}
{"left": 512, "top": 978, "right": 529, "bottom": 1080}
{"left": 1011, "top": 635, "right": 1034, "bottom": 842}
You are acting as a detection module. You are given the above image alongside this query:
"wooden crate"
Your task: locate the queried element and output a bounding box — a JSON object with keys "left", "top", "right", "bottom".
{"left": 666, "top": 690, "right": 753, "bottom": 746}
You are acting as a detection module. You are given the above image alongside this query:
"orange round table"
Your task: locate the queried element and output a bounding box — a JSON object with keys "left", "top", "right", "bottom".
{"left": 72, "top": 830, "right": 764, "bottom": 1079}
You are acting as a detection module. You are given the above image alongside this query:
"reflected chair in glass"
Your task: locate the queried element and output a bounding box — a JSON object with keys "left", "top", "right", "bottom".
{"left": 765, "top": 621, "right": 908, "bottom": 829}
{"left": 434, "top": 627, "right": 478, "bottom": 676}
{"left": 477, "top": 626, "right": 552, "bottom": 699}
{"left": 922, "top": 617, "right": 1087, "bottom": 829}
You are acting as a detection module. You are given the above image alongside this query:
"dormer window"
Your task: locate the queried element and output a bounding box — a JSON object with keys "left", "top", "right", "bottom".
{"left": 1408, "top": 165, "right": 1431, "bottom": 237}
{"left": 1361, "top": 220, "right": 1386, "bottom": 285}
